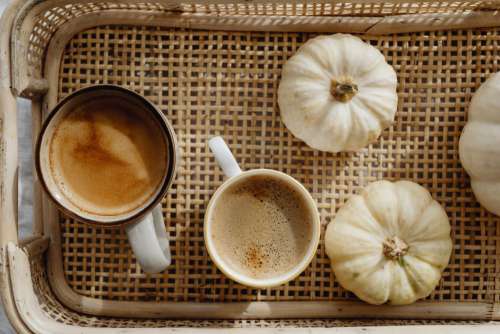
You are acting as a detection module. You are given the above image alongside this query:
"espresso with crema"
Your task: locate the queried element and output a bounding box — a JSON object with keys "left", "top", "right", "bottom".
{"left": 210, "top": 176, "right": 313, "bottom": 280}
{"left": 48, "top": 97, "right": 167, "bottom": 216}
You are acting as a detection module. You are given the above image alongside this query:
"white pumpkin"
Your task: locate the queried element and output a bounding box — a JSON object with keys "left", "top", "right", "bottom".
{"left": 278, "top": 34, "right": 398, "bottom": 153}
{"left": 325, "top": 180, "right": 452, "bottom": 305}
{"left": 459, "top": 72, "right": 500, "bottom": 216}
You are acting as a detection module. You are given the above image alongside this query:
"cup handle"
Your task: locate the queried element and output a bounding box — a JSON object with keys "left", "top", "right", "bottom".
{"left": 208, "top": 136, "right": 242, "bottom": 178}
{"left": 125, "top": 205, "right": 171, "bottom": 274}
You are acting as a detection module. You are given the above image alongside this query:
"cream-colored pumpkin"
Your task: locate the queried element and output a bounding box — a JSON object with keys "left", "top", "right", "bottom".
{"left": 325, "top": 180, "right": 452, "bottom": 305}
{"left": 278, "top": 34, "right": 398, "bottom": 153}
{"left": 459, "top": 72, "right": 500, "bottom": 216}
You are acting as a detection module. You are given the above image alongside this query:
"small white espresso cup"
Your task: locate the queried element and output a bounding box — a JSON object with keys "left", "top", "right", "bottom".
{"left": 205, "top": 137, "right": 321, "bottom": 288}
{"left": 36, "top": 85, "right": 176, "bottom": 274}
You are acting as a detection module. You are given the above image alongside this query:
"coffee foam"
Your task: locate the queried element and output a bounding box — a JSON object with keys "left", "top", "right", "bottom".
{"left": 210, "top": 176, "right": 313, "bottom": 279}
{"left": 48, "top": 97, "right": 167, "bottom": 217}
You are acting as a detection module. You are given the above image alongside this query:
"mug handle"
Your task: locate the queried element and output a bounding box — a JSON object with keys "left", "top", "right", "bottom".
{"left": 208, "top": 136, "right": 242, "bottom": 178}
{"left": 125, "top": 205, "right": 171, "bottom": 274}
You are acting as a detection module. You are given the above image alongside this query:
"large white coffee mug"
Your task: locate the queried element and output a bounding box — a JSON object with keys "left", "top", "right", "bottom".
{"left": 36, "top": 85, "right": 176, "bottom": 274}
{"left": 205, "top": 137, "right": 321, "bottom": 288}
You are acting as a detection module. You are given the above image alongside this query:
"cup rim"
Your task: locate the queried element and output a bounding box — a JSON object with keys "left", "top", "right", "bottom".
{"left": 204, "top": 169, "right": 321, "bottom": 288}
{"left": 35, "top": 84, "right": 177, "bottom": 227}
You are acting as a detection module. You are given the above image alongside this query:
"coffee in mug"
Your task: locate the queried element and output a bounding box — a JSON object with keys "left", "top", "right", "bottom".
{"left": 49, "top": 98, "right": 167, "bottom": 216}
{"left": 209, "top": 174, "right": 315, "bottom": 280}
{"left": 205, "top": 137, "right": 320, "bottom": 288}
{"left": 37, "top": 85, "right": 177, "bottom": 274}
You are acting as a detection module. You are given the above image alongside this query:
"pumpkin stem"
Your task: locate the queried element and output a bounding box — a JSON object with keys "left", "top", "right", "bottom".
{"left": 330, "top": 78, "right": 358, "bottom": 103}
{"left": 383, "top": 236, "right": 409, "bottom": 261}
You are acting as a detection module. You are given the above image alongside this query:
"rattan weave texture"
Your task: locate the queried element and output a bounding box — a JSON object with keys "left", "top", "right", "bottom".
{"left": 55, "top": 25, "right": 500, "bottom": 306}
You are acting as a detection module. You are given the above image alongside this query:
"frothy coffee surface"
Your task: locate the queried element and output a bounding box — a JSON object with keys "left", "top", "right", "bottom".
{"left": 49, "top": 97, "right": 167, "bottom": 216}
{"left": 210, "top": 176, "right": 313, "bottom": 280}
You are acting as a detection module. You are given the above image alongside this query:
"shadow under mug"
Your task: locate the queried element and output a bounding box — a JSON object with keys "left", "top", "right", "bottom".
{"left": 35, "top": 85, "right": 177, "bottom": 274}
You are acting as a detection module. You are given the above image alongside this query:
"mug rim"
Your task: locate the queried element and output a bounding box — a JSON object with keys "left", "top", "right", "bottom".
{"left": 204, "top": 169, "right": 321, "bottom": 288}
{"left": 35, "top": 84, "right": 177, "bottom": 227}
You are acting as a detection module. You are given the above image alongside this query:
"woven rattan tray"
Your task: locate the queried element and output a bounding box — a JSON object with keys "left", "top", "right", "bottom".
{"left": 1, "top": 1, "right": 500, "bottom": 333}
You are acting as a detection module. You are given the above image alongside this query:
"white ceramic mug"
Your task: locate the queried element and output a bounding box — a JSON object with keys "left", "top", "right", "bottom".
{"left": 205, "top": 136, "right": 321, "bottom": 288}
{"left": 36, "top": 85, "right": 176, "bottom": 274}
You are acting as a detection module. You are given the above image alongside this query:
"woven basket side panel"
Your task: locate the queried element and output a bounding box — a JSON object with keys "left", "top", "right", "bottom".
{"left": 22, "top": 1, "right": 500, "bottom": 81}
{"left": 56, "top": 26, "right": 500, "bottom": 304}
{"left": 30, "top": 252, "right": 490, "bottom": 327}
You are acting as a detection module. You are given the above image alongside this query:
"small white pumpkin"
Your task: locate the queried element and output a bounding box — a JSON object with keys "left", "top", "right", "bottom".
{"left": 278, "top": 34, "right": 398, "bottom": 153}
{"left": 459, "top": 72, "right": 500, "bottom": 216}
{"left": 325, "top": 180, "right": 452, "bottom": 305}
